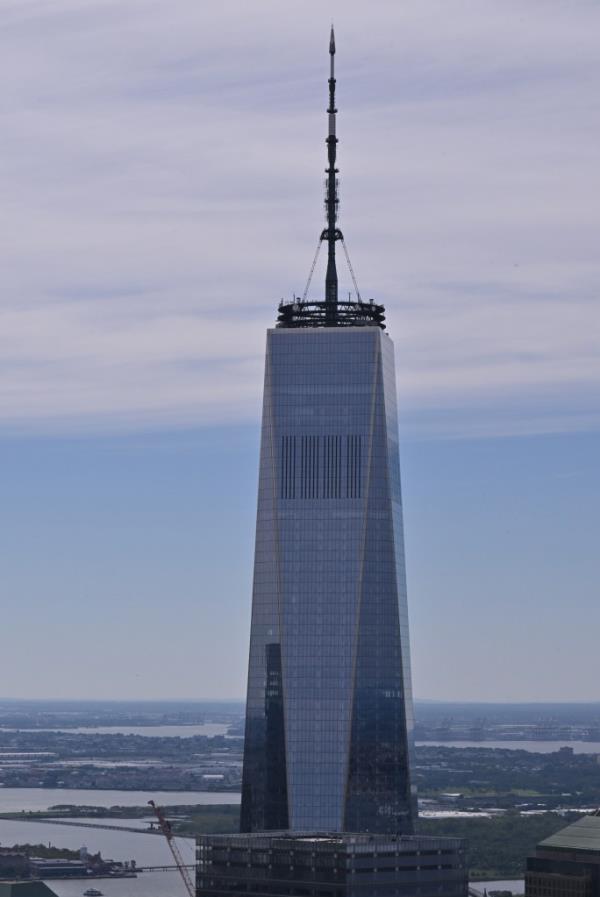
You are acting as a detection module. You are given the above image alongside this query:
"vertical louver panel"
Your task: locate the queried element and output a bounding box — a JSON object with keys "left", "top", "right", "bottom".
{"left": 280, "top": 435, "right": 296, "bottom": 499}
{"left": 324, "top": 435, "right": 342, "bottom": 499}
{"left": 301, "top": 435, "right": 323, "bottom": 499}
{"left": 346, "top": 435, "right": 362, "bottom": 499}
{"left": 301, "top": 435, "right": 320, "bottom": 499}
{"left": 280, "top": 435, "right": 362, "bottom": 499}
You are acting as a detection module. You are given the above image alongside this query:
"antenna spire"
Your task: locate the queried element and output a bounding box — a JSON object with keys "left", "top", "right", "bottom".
{"left": 276, "top": 29, "right": 387, "bottom": 330}
{"left": 322, "top": 25, "right": 343, "bottom": 323}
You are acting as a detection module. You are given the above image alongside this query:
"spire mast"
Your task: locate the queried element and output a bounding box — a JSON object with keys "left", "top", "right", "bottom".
{"left": 276, "top": 28, "right": 387, "bottom": 330}
{"left": 323, "top": 25, "right": 342, "bottom": 323}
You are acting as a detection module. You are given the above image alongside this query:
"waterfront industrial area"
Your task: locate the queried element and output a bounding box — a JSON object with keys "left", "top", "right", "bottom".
{"left": 3, "top": 702, "right": 600, "bottom": 817}
{"left": 2, "top": 701, "right": 600, "bottom": 895}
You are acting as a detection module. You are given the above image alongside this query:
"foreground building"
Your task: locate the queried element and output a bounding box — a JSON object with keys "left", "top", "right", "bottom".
{"left": 197, "top": 832, "right": 468, "bottom": 897}
{"left": 525, "top": 814, "right": 600, "bottom": 897}
{"left": 240, "top": 29, "right": 416, "bottom": 836}
{"left": 0, "top": 885, "right": 61, "bottom": 897}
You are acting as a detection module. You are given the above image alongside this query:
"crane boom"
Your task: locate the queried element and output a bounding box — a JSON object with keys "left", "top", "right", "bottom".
{"left": 148, "top": 800, "right": 195, "bottom": 897}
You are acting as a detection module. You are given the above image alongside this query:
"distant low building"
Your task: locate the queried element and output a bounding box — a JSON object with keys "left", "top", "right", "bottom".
{"left": 0, "top": 853, "right": 28, "bottom": 879}
{"left": 525, "top": 814, "right": 600, "bottom": 897}
{"left": 196, "top": 831, "right": 468, "bottom": 897}
{"left": 28, "top": 858, "right": 87, "bottom": 879}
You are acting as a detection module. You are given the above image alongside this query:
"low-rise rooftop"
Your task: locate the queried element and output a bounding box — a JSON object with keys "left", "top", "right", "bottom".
{"left": 539, "top": 814, "right": 600, "bottom": 854}
{"left": 0, "top": 884, "right": 60, "bottom": 897}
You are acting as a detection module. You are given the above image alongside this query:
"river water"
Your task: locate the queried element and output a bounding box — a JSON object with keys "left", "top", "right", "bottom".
{"left": 0, "top": 724, "right": 231, "bottom": 739}
{"left": 474, "top": 880, "right": 524, "bottom": 894}
{"left": 0, "top": 817, "right": 191, "bottom": 897}
{"left": 5, "top": 723, "right": 594, "bottom": 753}
{"left": 0, "top": 789, "right": 240, "bottom": 813}
{"left": 417, "top": 740, "right": 600, "bottom": 754}
{"left": 0, "top": 723, "right": 238, "bottom": 894}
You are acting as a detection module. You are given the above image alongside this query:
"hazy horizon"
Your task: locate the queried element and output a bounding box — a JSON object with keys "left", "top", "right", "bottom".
{"left": 2, "top": 697, "right": 600, "bottom": 708}
{"left": 2, "top": 1, "right": 599, "bottom": 703}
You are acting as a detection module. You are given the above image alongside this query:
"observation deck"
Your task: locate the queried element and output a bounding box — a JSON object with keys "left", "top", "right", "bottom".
{"left": 276, "top": 298, "right": 386, "bottom": 329}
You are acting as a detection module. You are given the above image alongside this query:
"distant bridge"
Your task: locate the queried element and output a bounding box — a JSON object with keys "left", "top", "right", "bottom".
{"left": 0, "top": 816, "right": 165, "bottom": 836}
{"left": 137, "top": 865, "right": 195, "bottom": 872}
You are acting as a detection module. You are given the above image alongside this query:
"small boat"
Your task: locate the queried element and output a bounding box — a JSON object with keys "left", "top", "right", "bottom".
{"left": 83, "top": 889, "right": 103, "bottom": 896}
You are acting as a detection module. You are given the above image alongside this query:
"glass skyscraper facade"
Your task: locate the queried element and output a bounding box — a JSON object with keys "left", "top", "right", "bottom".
{"left": 241, "top": 325, "right": 417, "bottom": 835}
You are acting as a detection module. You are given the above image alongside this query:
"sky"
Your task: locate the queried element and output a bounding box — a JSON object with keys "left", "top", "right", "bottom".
{"left": 1, "top": 0, "right": 599, "bottom": 702}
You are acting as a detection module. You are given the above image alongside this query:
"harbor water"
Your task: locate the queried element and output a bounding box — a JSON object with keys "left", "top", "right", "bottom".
{"left": 0, "top": 817, "right": 193, "bottom": 897}
{"left": 0, "top": 789, "right": 240, "bottom": 813}
{"left": 417, "top": 740, "right": 600, "bottom": 754}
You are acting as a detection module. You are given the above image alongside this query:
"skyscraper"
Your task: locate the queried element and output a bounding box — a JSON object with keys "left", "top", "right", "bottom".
{"left": 240, "top": 29, "right": 416, "bottom": 836}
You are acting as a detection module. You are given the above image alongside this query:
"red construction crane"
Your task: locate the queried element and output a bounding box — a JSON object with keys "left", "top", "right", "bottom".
{"left": 148, "top": 799, "right": 195, "bottom": 897}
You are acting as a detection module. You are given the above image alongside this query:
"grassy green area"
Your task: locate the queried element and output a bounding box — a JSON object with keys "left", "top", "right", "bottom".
{"left": 175, "top": 808, "right": 571, "bottom": 877}
{"left": 170, "top": 806, "right": 573, "bottom": 878}
{"left": 510, "top": 789, "right": 543, "bottom": 797}
{"left": 2, "top": 844, "right": 80, "bottom": 859}
{"left": 420, "top": 787, "right": 543, "bottom": 798}
{"left": 173, "top": 805, "right": 240, "bottom": 835}
{"left": 419, "top": 813, "right": 574, "bottom": 879}
{"left": 0, "top": 804, "right": 237, "bottom": 822}
{"left": 420, "top": 788, "right": 500, "bottom": 799}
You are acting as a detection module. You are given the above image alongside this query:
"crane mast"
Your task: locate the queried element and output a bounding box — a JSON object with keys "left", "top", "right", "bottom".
{"left": 148, "top": 800, "right": 195, "bottom": 897}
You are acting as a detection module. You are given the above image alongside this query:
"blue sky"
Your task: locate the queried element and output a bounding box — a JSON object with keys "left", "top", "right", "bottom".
{"left": 3, "top": 427, "right": 599, "bottom": 701}
{"left": 1, "top": 0, "right": 599, "bottom": 700}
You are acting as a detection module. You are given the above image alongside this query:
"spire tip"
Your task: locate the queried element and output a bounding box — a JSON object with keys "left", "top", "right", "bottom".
{"left": 329, "top": 25, "right": 335, "bottom": 54}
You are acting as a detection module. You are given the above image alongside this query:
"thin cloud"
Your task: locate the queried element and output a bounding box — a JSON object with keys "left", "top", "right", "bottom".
{"left": 1, "top": 0, "right": 599, "bottom": 438}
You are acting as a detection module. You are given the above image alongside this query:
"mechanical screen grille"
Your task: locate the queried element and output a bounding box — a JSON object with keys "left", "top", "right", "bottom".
{"left": 279, "top": 435, "right": 362, "bottom": 500}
